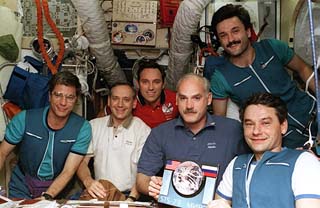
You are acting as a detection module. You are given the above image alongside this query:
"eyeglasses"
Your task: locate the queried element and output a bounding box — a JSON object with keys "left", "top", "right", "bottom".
{"left": 52, "top": 91, "right": 77, "bottom": 103}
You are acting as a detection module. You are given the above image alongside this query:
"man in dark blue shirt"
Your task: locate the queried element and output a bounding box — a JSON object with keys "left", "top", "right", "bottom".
{"left": 136, "top": 73, "right": 248, "bottom": 200}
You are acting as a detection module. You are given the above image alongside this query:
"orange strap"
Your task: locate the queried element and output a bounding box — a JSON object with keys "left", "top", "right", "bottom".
{"left": 35, "top": 0, "right": 65, "bottom": 74}
{"left": 2, "top": 102, "right": 22, "bottom": 120}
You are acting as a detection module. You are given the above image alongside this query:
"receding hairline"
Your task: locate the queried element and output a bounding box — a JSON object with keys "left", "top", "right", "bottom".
{"left": 176, "top": 74, "right": 210, "bottom": 94}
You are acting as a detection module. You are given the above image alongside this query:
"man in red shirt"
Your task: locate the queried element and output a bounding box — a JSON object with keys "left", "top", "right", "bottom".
{"left": 133, "top": 60, "right": 179, "bottom": 128}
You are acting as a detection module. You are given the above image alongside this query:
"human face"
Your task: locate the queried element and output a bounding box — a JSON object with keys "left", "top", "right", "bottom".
{"left": 49, "top": 84, "right": 77, "bottom": 120}
{"left": 108, "top": 85, "right": 137, "bottom": 126}
{"left": 216, "top": 16, "right": 251, "bottom": 57}
{"left": 138, "top": 68, "right": 164, "bottom": 107}
{"left": 243, "top": 104, "right": 288, "bottom": 161}
{"left": 176, "top": 77, "right": 212, "bottom": 134}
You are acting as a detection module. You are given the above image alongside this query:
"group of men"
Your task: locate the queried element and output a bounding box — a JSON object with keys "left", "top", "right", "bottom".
{"left": 0, "top": 3, "right": 319, "bottom": 208}
{"left": 0, "top": 58, "right": 177, "bottom": 201}
{"left": 206, "top": 4, "right": 320, "bottom": 207}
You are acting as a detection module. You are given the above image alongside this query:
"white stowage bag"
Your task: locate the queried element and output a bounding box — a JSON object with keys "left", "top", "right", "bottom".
{"left": 226, "top": 99, "right": 240, "bottom": 121}
{"left": 0, "top": 4, "right": 23, "bottom": 141}
{"left": 0, "top": 106, "right": 5, "bottom": 141}
{"left": 294, "top": 1, "right": 320, "bottom": 66}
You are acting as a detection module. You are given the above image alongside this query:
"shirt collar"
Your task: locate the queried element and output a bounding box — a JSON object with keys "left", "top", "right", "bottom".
{"left": 107, "top": 115, "right": 133, "bottom": 129}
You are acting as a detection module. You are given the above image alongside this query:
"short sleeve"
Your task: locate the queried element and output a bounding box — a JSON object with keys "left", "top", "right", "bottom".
{"left": 210, "top": 69, "right": 231, "bottom": 99}
{"left": 5, "top": 110, "right": 26, "bottom": 145}
{"left": 268, "top": 39, "right": 294, "bottom": 65}
{"left": 71, "top": 120, "right": 92, "bottom": 155}
{"left": 137, "top": 129, "right": 165, "bottom": 176}
{"left": 292, "top": 152, "right": 320, "bottom": 200}
{"left": 86, "top": 139, "right": 94, "bottom": 156}
{"left": 133, "top": 121, "right": 151, "bottom": 164}
{"left": 216, "top": 157, "right": 237, "bottom": 201}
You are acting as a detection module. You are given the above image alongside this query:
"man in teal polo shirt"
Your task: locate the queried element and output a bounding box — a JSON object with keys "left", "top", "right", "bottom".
{"left": 0, "top": 71, "right": 91, "bottom": 199}
{"left": 208, "top": 4, "right": 317, "bottom": 148}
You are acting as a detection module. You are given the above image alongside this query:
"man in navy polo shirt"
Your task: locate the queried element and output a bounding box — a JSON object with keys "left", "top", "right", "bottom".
{"left": 136, "top": 73, "right": 248, "bottom": 200}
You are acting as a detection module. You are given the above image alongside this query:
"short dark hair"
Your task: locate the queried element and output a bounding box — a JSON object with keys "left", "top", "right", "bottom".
{"left": 48, "top": 71, "right": 81, "bottom": 96}
{"left": 110, "top": 82, "right": 136, "bottom": 98}
{"left": 239, "top": 92, "right": 288, "bottom": 124}
{"left": 211, "top": 4, "right": 251, "bottom": 38}
{"left": 137, "top": 59, "right": 166, "bottom": 82}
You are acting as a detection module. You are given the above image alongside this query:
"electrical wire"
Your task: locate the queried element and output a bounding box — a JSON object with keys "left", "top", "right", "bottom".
{"left": 305, "top": 72, "right": 316, "bottom": 101}
{"left": 303, "top": 0, "right": 320, "bottom": 152}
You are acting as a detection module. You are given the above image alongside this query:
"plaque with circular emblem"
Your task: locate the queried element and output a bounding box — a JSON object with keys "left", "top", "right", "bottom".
{"left": 172, "top": 161, "right": 204, "bottom": 197}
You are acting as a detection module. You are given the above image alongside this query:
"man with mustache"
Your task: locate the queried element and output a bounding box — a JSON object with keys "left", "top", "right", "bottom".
{"left": 136, "top": 73, "right": 249, "bottom": 200}
{"left": 208, "top": 4, "right": 317, "bottom": 149}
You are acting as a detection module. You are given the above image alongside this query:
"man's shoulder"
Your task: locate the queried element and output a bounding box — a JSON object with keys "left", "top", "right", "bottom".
{"left": 90, "top": 115, "right": 110, "bottom": 126}
{"left": 131, "top": 116, "right": 151, "bottom": 129}
{"left": 256, "top": 38, "right": 274, "bottom": 44}
{"left": 164, "top": 88, "right": 176, "bottom": 94}
{"left": 255, "top": 38, "right": 285, "bottom": 48}
{"left": 164, "top": 88, "right": 177, "bottom": 99}
{"left": 12, "top": 109, "right": 27, "bottom": 120}
{"left": 153, "top": 118, "right": 178, "bottom": 130}
{"left": 26, "top": 107, "right": 45, "bottom": 116}
{"left": 70, "top": 111, "right": 87, "bottom": 121}
{"left": 294, "top": 150, "right": 315, "bottom": 161}
{"left": 208, "top": 114, "right": 241, "bottom": 126}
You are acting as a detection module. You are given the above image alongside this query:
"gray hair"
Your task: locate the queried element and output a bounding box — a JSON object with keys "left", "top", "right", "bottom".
{"left": 176, "top": 73, "right": 210, "bottom": 94}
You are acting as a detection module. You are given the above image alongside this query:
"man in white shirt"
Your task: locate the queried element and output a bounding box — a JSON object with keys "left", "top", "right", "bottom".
{"left": 208, "top": 92, "right": 320, "bottom": 208}
{"left": 77, "top": 82, "right": 151, "bottom": 201}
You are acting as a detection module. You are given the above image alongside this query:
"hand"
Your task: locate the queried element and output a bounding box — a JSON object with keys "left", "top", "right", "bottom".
{"left": 207, "top": 199, "right": 231, "bottom": 208}
{"left": 148, "top": 176, "right": 162, "bottom": 200}
{"left": 85, "top": 178, "right": 107, "bottom": 199}
{"left": 125, "top": 196, "right": 135, "bottom": 202}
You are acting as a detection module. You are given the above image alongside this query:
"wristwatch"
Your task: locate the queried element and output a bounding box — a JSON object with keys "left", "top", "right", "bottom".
{"left": 41, "top": 192, "right": 53, "bottom": 200}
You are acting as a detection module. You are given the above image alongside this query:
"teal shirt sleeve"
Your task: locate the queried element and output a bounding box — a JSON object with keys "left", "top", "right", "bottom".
{"left": 210, "top": 69, "right": 233, "bottom": 99}
{"left": 268, "top": 39, "right": 294, "bottom": 65}
{"left": 71, "top": 120, "right": 92, "bottom": 155}
{"left": 5, "top": 110, "right": 26, "bottom": 145}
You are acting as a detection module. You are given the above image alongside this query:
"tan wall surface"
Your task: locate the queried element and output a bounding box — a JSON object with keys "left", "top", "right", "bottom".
{"left": 281, "top": 0, "right": 299, "bottom": 45}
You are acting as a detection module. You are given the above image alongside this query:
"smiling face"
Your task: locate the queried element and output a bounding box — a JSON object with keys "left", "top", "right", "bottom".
{"left": 216, "top": 16, "right": 251, "bottom": 57}
{"left": 243, "top": 104, "right": 288, "bottom": 161}
{"left": 49, "top": 84, "right": 77, "bottom": 122}
{"left": 138, "top": 68, "right": 164, "bottom": 107}
{"left": 176, "top": 76, "right": 212, "bottom": 134}
{"left": 108, "top": 84, "right": 137, "bottom": 126}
